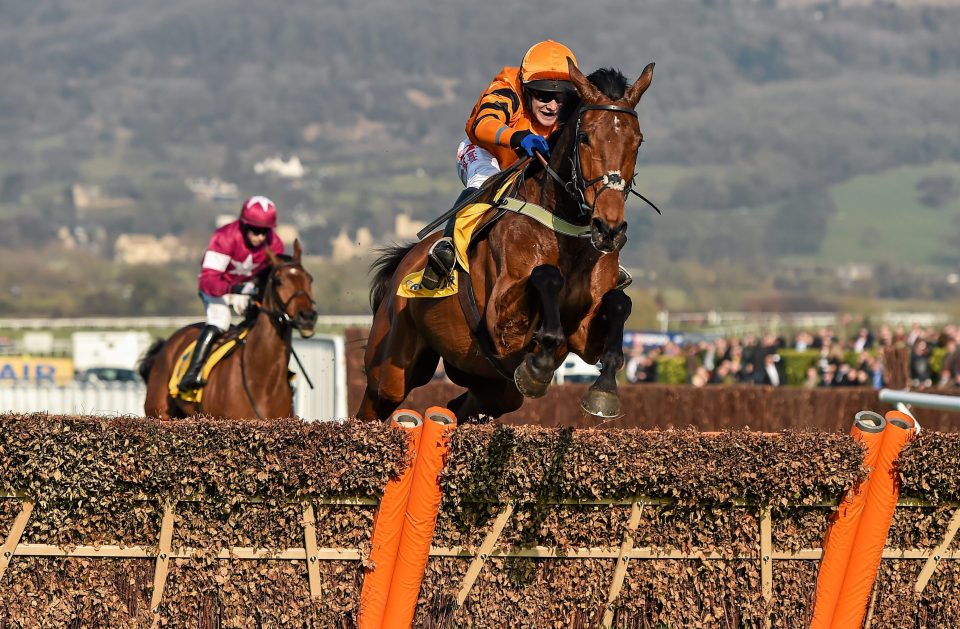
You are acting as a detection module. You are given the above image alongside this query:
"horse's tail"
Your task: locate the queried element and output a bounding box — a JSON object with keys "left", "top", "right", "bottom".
{"left": 137, "top": 338, "right": 167, "bottom": 383}
{"left": 369, "top": 243, "right": 417, "bottom": 313}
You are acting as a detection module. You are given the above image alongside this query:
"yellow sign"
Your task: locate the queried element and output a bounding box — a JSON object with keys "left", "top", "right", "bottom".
{"left": 0, "top": 357, "right": 75, "bottom": 385}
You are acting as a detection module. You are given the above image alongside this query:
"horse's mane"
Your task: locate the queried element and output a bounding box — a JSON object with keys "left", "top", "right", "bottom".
{"left": 554, "top": 67, "right": 629, "bottom": 123}
{"left": 587, "top": 67, "right": 629, "bottom": 99}
{"left": 253, "top": 253, "right": 295, "bottom": 282}
{"left": 239, "top": 253, "right": 298, "bottom": 321}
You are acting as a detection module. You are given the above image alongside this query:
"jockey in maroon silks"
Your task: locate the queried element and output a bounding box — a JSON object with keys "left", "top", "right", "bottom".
{"left": 178, "top": 196, "right": 285, "bottom": 391}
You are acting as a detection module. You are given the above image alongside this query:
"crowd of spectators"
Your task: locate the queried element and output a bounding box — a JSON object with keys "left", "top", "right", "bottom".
{"left": 624, "top": 322, "right": 960, "bottom": 389}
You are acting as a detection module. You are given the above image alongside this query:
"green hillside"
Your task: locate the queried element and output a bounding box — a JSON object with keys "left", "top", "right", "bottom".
{"left": 819, "top": 163, "right": 960, "bottom": 268}
{"left": 3, "top": 0, "right": 960, "bottom": 314}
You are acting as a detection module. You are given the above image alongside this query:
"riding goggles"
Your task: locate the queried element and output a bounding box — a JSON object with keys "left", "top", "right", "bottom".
{"left": 527, "top": 88, "right": 570, "bottom": 105}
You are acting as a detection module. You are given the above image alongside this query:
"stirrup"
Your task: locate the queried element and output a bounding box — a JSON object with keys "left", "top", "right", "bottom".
{"left": 616, "top": 266, "right": 633, "bottom": 290}
{"left": 178, "top": 371, "right": 206, "bottom": 391}
{"left": 421, "top": 238, "right": 455, "bottom": 291}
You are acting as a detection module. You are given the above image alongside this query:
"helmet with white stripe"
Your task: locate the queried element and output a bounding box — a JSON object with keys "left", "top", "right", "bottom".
{"left": 239, "top": 196, "right": 278, "bottom": 229}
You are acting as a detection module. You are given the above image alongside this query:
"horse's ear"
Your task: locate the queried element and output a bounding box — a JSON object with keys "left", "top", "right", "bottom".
{"left": 624, "top": 62, "right": 655, "bottom": 108}
{"left": 265, "top": 246, "right": 280, "bottom": 267}
{"left": 293, "top": 239, "right": 302, "bottom": 263}
{"left": 567, "top": 58, "right": 603, "bottom": 103}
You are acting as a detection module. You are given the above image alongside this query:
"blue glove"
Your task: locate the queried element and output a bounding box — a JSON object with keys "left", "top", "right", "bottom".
{"left": 517, "top": 133, "right": 550, "bottom": 158}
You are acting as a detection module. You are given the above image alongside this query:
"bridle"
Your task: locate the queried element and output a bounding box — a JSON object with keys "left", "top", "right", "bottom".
{"left": 538, "top": 103, "right": 662, "bottom": 222}
{"left": 258, "top": 261, "right": 316, "bottom": 332}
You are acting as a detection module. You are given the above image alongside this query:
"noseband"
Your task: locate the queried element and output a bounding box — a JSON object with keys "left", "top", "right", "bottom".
{"left": 540, "top": 104, "right": 661, "bottom": 221}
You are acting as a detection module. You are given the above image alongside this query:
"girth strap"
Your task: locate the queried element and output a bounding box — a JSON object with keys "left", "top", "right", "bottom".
{"left": 456, "top": 268, "right": 515, "bottom": 381}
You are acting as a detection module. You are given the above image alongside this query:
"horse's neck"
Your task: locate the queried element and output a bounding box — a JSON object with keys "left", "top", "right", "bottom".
{"left": 245, "top": 305, "right": 290, "bottom": 363}
{"left": 520, "top": 128, "right": 583, "bottom": 226}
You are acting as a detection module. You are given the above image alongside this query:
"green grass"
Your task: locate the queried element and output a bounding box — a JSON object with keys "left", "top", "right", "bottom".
{"left": 818, "top": 162, "right": 960, "bottom": 268}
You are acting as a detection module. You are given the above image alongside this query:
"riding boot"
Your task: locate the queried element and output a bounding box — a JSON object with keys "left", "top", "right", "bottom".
{"left": 616, "top": 265, "right": 633, "bottom": 290}
{"left": 420, "top": 187, "right": 477, "bottom": 291}
{"left": 178, "top": 325, "right": 221, "bottom": 391}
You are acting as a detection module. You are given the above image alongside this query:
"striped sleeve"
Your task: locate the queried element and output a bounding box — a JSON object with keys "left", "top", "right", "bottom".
{"left": 198, "top": 231, "right": 235, "bottom": 296}
{"left": 202, "top": 250, "right": 231, "bottom": 271}
{"left": 468, "top": 87, "right": 521, "bottom": 148}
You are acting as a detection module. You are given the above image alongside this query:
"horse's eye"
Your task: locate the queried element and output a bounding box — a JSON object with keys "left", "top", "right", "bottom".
{"left": 579, "top": 132, "right": 590, "bottom": 146}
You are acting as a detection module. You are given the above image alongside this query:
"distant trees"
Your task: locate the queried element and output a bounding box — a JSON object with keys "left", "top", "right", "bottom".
{"left": 2, "top": 0, "right": 960, "bottom": 314}
{"left": 764, "top": 189, "right": 837, "bottom": 257}
{"left": 916, "top": 175, "right": 957, "bottom": 208}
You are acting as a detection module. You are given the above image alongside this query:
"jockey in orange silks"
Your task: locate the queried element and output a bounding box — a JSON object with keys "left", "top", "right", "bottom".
{"left": 419, "top": 40, "right": 579, "bottom": 291}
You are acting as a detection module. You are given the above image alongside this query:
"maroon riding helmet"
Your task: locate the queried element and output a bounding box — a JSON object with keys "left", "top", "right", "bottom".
{"left": 239, "top": 196, "right": 278, "bottom": 229}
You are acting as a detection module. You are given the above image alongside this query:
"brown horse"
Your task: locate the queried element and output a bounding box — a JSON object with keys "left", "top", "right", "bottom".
{"left": 140, "top": 241, "right": 318, "bottom": 420}
{"left": 358, "top": 61, "right": 655, "bottom": 423}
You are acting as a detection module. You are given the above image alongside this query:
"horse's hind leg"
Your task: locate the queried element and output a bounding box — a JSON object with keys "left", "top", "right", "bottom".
{"left": 144, "top": 344, "right": 178, "bottom": 420}
{"left": 445, "top": 367, "right": 524, "bottom": 423}
{"left": 144, "top": 386, "right": 172, "bottom": 420}
{"left": 357, "top": 300, "right": 439, "bottom": 421}
{"left": 514, "top": 265, "right": 566, "bottom": 398}
{"left": 581, "top": 289, "right": 632, "bottom": 418}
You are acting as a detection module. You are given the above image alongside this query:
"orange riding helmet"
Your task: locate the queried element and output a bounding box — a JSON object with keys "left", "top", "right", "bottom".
{"left": 519, "top": 40, "right": 578, "bottom": 93}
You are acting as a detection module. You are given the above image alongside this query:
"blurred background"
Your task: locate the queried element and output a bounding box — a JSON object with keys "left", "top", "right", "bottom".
{"left": 2, "top": 0, "right": 960, "bottom": 320}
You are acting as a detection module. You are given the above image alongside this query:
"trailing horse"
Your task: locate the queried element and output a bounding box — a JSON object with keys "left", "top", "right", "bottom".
{"left": 359, "top": 60, "right": 655, "bottom": 422}
{"left": 141, "top": 241, "right": 318, "bottom": 420}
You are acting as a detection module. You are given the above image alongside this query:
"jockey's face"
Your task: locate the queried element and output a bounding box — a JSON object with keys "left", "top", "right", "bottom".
{"left": 528, "top": 88, "right": 568, "bottom": 128}
{"left": 244, "top": 225, "right": 269, "bottom": 248}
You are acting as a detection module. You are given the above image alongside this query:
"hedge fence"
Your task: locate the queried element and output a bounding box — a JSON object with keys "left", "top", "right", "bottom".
{"left": 2, "top": 414, "right": 960, "bottom": 627}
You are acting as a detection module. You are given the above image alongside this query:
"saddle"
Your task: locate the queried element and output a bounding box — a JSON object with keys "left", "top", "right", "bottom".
{"left": 168, "top": 327, "right": 250, "bottom": 403}
{"left": 397, "top": 167, "right": 591, "bottom": 300}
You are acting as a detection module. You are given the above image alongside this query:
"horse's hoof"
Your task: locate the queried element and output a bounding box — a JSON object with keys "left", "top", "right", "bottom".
{"left": 514, "top": 360, "right": 551, "bottom": 398}
{"left": 580, "top": 389, "right": 620, "bottom": 418}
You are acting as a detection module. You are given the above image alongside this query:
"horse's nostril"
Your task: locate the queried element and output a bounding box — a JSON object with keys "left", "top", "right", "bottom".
{"left": 591, "top": 218, "right": 627, "bottom": 237}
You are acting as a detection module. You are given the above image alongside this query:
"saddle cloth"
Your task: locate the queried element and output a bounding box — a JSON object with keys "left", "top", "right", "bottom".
{"left": 168, "top": 328, "right": 249, "bottom": 403}
{"left": 397, "top": 170, "right": 525, "bottom": 299}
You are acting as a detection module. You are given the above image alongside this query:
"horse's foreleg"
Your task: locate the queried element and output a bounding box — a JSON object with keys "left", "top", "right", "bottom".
{"left": 514, "top": 265, "right": 565, "bottom": 398}
{"left": 581, "top": 289, "right": 632, "bottom": 418}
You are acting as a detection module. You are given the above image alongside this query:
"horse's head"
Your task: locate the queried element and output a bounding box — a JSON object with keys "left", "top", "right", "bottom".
{"left": 565, "top": 59, "right": 654, "bottom": 254}
{"left": 264, "top": 240, "right": 318, "bottom": 338}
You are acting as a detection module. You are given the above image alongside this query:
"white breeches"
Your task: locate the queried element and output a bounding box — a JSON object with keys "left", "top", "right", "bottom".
{"left": 457, "top": 140, "right": 500, "bottom": 189}
{"left": 200, "top": 293, "right": 232, "bottom": 331}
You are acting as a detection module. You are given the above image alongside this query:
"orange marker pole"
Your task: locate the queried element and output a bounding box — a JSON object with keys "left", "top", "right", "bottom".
{"left": 381, "top": 406, "right": 457, "bottom": 629}
{"left": 831, "top": 410, "right": 915, "bottom": 628}
{"left": 810, "top": 411, "right": 887, "bottom": 629}
{"left": 358, "top": 410, "right": 424, "bottom": 629}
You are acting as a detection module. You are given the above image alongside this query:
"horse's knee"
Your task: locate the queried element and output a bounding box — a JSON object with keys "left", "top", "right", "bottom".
{"left": 530, "top": 265, "right": 564, "bottom": 295}
{"left": 600, "top": 290, "right": 632, "bottom": 321}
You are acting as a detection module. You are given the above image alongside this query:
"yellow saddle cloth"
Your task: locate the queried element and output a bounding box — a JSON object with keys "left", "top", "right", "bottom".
{"left": 397, "top": 269, "right": 460, "bottom": 298}
{"left": 168, "top": 328, "right": 249, "bottom": 403}
{"left": 397, "top": 171, "right": 524, "bottom": 300}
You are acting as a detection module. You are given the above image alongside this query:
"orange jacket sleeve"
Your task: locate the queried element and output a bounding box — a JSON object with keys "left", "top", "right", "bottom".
{"left": 465, "top": 68, "right": 523, "bottom": 150}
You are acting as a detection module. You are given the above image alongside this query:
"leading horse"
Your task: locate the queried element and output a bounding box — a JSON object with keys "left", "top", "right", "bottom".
{"left": 358, "top": 60, "right": 654, "bottom": 422}
{"left": 140, "top": 241, "right": 318, "bottom": 420}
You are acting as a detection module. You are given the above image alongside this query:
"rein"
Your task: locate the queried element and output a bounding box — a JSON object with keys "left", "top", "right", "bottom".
{"left": 238, "top": 262, "right": 318, "bottom": 413}
{"left": 258, "top": 262, "right": 315, "bottom": 333}
{"left": 537, "top": 103, "right": 661, "bottom": 221}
